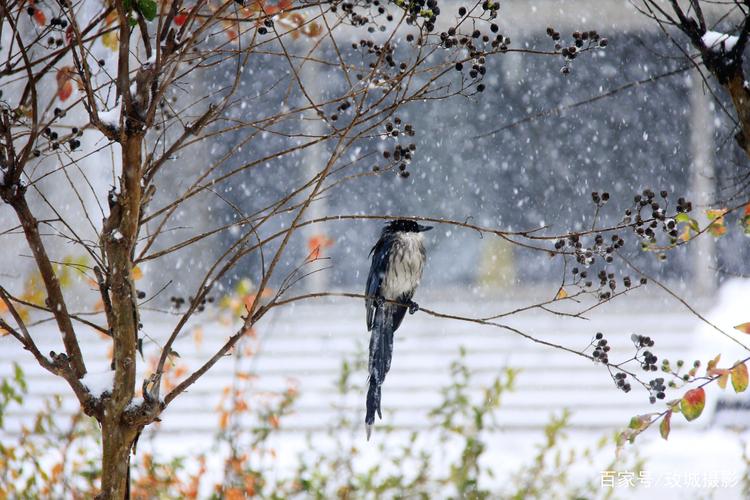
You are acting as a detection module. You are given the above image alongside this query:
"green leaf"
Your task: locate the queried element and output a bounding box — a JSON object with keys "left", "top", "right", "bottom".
{"left": 138, "top": 0, "right": 157, "bottom": 21}
{"left": 675, "top": 213, "right": 690, "bottom": 224}
{"left": 731, "top": 362, "right": 749, "bottom": 393}
{"left": 680, "top": 387, "right": 705, "bottom": 421}
{"left": 660, "top": 410, "right": 672, "bottom": 440}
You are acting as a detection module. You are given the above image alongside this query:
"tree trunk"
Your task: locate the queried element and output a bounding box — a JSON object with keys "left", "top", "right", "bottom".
{"left": 97, "top": 117, "right": 143, "bottom": 498}
{"left": 98, "top": 417, "right": 136, "bottom": 499}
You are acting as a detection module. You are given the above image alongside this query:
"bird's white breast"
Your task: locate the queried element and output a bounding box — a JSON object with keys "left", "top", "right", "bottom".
{"left": 381, "top": 232, "right": 425, "bottom": 300}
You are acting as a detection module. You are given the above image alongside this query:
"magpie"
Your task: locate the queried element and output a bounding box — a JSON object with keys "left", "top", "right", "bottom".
{"left": 364, "top": 219, "right": 431, "bottom": 439}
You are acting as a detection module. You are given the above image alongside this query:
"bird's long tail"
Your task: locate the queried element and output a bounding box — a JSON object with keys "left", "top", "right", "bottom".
{"left": 365, "top": 304, "right": 396, "bottom": 440}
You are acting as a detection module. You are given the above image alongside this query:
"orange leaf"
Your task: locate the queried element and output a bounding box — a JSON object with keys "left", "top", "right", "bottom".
{"left": 706, "top": 208, "right": 727, "bottom": 220}
{"left": 131, "top": 266, "right": 143, "bottom": 281}
{"left": 659, "top": 410, "right": 671, "bottom": 440}
{"left": 734, "top": 322, "right": 750, "bottom": 334}
{"left": 102, "top": 11, "right": 119, "bottom": 50}
{"left": 219, "top": 411, "right": 229, "bottom": 430}
{"left": 718, "top": 372, "right": 729, "bottom": 389}
{"left": 706, "top": 354, "right": 721, "bottom": 374}
{"left": 193, "top": 326, "right": 203, "bottom": 349}
{"left": 105, "top": 10, "right": 118, "bottom": 25}
{"left": 706, "top": 208, "right": 727, "bottom": 237}
{"left": 56, "top": 67, "right": 75, "bottom": 102}
{"left": 226, "top": 488, "right": 243, "bottom": 500}
{"left": 268, "top": 414, "right": 280, "bottom": 429}
{"left": 554, "top": 287, "right": 568, "bottom": 300}
{"left": 304, "top": 21, "right": 321, "bottom": 37}
{"left": 51, "top": 462, "right": 63, "bottom": 479}
{"left": 306, "top": 234, "right": 334, "bottom": 260}
{"left": 243, "top": 293, "right": 256, "bottom": 312}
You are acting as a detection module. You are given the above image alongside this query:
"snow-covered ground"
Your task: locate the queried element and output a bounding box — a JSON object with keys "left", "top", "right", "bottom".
{"left": 2, "top": 283, "right": 750, "bottom": 497}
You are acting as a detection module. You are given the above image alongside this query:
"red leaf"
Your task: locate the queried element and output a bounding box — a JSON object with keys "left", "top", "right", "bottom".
{"left": 65, "top": 25, "right": 74, "bottom": 45}
{"left": 277, "top": 0, "right": 292, "bottom": 10}
{"left": 174, "top": 12, "right": 187, "bottom": 26}
{"left": 33, "top": 8, "right": 46, "bottom": 26}
{"left": 680, "top": 387, "right": 706, "bottom": 422}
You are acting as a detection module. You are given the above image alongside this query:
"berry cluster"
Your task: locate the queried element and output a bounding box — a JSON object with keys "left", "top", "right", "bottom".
{"left": 559, "top": 229, "right": 638, "bottom": 301}
{"left": 336, "top": 0, "right": 440, "bottom": 30}
{"left": 546, "top": 27, "right": 607, "bottom": 74}
{"left": 647, "top": 378, "right": 666, "bottom": 404}
{"left": 590, "top": 332, "right": 610, "bottom": 364}
{"left": 170, "top": 295, "right": 214, "bottom": 313}
{"left": 640, "top": 350, "right": 658, "bottom": 371}
{"left": 625, "top": 189, "right": 689, "bottom": 249}
{"left": 631, "top": 333, "right": 655, "bottom": 348}
{"left": 40, "top": 126, "right": 82, "bottom": 153}
{"left": 614, "top": 372, "right": 632, "bottom": 393}
{"left": 590, "top": 330, "right": 674, "bottom": 405}
{"left": 327, "top": 100, "right": 354, "bottom": 122}
{"left": 374, "top": 117, "right": 418, "bottom": 178}
{"left": 631, "top": 334, "right": 659, "bottom": 371}
{"left": 352, "top": 39, "right": 411, "bottom": 92}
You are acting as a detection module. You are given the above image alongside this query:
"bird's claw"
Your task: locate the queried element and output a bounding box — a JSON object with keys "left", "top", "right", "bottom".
{"left": 375, "top": 296, "right": 385, "bottom": 307}
{"left": 408, "top": 301, "right": 419, "bottom": 314}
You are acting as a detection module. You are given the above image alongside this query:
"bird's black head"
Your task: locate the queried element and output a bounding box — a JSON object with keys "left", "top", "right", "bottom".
{"left": 384, "top": 219, "right": 433, "bottom": 233}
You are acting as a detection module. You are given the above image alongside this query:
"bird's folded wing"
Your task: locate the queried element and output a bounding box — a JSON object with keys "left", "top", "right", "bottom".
{"left": 365, "top": 238, "right": 390, "bottom": 331}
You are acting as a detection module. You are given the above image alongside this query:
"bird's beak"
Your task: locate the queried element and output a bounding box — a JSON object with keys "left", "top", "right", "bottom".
{"left": 417, "top": 224, "right": 433, "bottom": 232}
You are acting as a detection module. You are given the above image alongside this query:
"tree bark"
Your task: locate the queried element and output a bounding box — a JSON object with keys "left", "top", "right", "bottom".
{"left": 97, "top": 121, "right": 144, "bottom": 497}
{"left": 98, "top": 417, "right": 137, "bottom": 499}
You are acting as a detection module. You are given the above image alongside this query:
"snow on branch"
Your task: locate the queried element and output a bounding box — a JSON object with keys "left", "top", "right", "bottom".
{"left": 702, "top": 31, "right": 739, "bottom": 52}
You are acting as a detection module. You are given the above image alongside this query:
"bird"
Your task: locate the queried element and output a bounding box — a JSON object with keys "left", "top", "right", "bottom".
{"left": 364, "top": 219, "right": 431, "bottom": 440}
